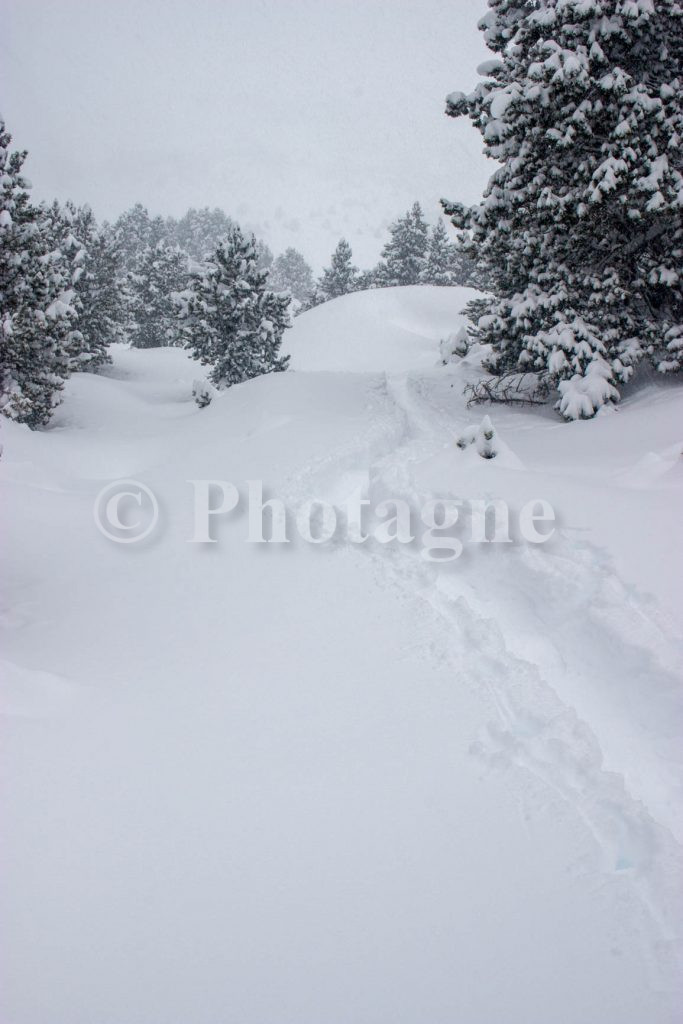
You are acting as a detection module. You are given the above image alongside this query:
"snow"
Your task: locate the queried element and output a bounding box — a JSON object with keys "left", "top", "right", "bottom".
{"left": 284, "top": 285, "right": 481, "bottom": 373}
{"left": 489, "top": 86, "right": 517, "bottom": 120}
{"left": 557, "top": 356, "right": 620, "bottom": 419}
{"left": 445, "top": 89, "right": 466, "bottom": 107}
{"left": 439, "top": 323, "right": 469, "bottom": 364}
{"left": 1, "top": 287, "right": 683, "bottom": 1023}
{"left": 476, "top": 59, "right": 503, "bottom": 76}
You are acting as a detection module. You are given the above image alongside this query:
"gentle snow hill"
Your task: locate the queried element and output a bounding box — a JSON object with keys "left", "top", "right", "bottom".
{"left": 284, "top": 284, "right": 481, "bottom": 372}
{"left": 1, "top": 286, "right": 683, "bottom": 1024}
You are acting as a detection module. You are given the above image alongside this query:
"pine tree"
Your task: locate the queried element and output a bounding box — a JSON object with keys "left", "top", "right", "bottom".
{"left": 254, "top": 240, "right": 274, "bottom": 273}
{"left": 39, "top": 199, "right": 87, "bottom": 371}
{"left": 0, "top": 120, "right": 74, "bottom": 427}
{"left": 168, "top": 207, "right": 234, "bottom": 262}
{"left": 316, "top": 239, "right": 358, "bottom": 301}
{"left": 440, "top": 325, "right": 470, "bottom": 363}
{"left": 268, "top": 247, "right": 315, "bottom": 305}
{"left": 128, "top": 240, "right": 188, "bottom": 348}
{"left": 450, "top": 241, "right": 479, "bottom": 288}
{"left": 376, "top": 202, "right": 429, "bottom": 286}
{"left": 444, "top": 0, "right": 683, "bottom": 420}
{"left": 356, "top": 268, "right": 379, "bottom": 292}
{"left": 178, "top": 225, "right": 290, "bottom": 392}
{"left": 45, "top": 202, "right": 126, "bottom": 371}
{"left": 113, "top": 204, "right": 167, "bottom": 275}
{"left": 70, "top": 205, "right": 126, "bottom": 367}
{"left": 422, "top": 220, "right": 455, "bottom": 285}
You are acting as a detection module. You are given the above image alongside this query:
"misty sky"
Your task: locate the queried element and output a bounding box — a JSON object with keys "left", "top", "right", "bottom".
{"left": 2, "top": 0, "right": 493, "bottom": 269}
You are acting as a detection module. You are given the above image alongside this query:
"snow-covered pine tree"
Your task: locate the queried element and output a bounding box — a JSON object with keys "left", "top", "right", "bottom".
{"left": 168, "top": 207, "right": 234, "bottom": 262}
{"left": 69, "top": 204, "right": 126, "bottom": 367}
{"left": 451, "top": 242, "right": 480, "bottom": 288}
{"left": 192, "top": 378, "right": 215, "bottom": 408}
{"left": 422, "top": 219, "right": 455, "bottom": 285}
{"left": 356, "top": 268, "right": 379, "bottom": 292}
{"left": 376, "top": 202, "right": 429, "bottom": 286}
{"left": 39, "top": 199, "right": 88, "bottom": 371}
{"left": 113, "top": 204, "right": 167, "bottom": 276}
{"left": 440, "top": 324, "right": 470, "bottom": 363}
{"left": 0, "top": 120, "right": 75, "bottom": 427}
{"left": 128, "top": 240, "right": 188, "bottom": 348}
{"left": 44, "top": 202, "right": 126, "bottom": 371}
{"left": 178, "top": 225, "right": 290, "bottom": 392}
{"left": 167, "top": 208, "right": 274, "bottom": 274}
{"left": 316, "top": 239, "right": 359, "bottom": 301}
{"left": 476, "top": 415, "right": 497, "bottom": 459}
{"left": 254, "top": 240, "right": 274, "bottom": 273}
{"left": 444, "top": 0, "right": 683, "bottom": 420}
{"left": 268, "top": 247, "right": 315, "bottom": 305}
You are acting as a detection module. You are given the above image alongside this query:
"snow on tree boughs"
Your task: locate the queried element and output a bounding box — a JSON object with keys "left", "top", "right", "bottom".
{"left": 312, "top": 239, "right": 359, "bottom": 305}
{"left": 268, "top": 247, "right": 315, "bottom": 307}
{"left": 376, "top": 202, "right": 429, "bottom": 287}
{"left": 0, "top": 119, "right": 75, "bottom": 427}
{"left": 178, "top": 225, "right": 290, "bottom": 397}
{"left": 443, "top": 0, "right": 683, "bottom": 419}
{"left": 128, "top": 240, "right": 188, "bottom": 349}
{"left": 422, "top": 220, "right": 455, "bottom": 286}
{"left": 43, "top": 200, "right": 125, "bottom": 370}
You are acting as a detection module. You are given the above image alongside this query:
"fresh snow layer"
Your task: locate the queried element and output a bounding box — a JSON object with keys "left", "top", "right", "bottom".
{"left": 1, "top": 286, "right": 683, "bottom": 1024}
{"left": 283, "top": 284, "right": 482, "bottom": 372}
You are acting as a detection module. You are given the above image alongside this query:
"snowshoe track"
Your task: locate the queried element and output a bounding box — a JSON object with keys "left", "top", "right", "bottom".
{"left": 284, "top": 367, "right": 683, "bottom": 993}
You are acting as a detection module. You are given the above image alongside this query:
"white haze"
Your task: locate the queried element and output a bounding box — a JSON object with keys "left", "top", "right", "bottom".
{"left": 1, "top": 0, "right": 492, "bottom": 269}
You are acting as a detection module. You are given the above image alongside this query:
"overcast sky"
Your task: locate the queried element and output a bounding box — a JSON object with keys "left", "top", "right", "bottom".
{"left": 2, "top": 0, "right": 493, "bottom": 269}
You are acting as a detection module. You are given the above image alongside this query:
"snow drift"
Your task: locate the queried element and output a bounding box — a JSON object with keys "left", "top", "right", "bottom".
{"left": 283, "top": 284, "right": 481, "bottom": 372}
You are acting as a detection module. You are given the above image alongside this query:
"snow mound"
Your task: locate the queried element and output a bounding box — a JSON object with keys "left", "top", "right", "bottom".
{"left": 615, "top": 441, "right": 683, "bottom": 489}
{"left": 284, "top": 285, "right": 480, "bottom": 373}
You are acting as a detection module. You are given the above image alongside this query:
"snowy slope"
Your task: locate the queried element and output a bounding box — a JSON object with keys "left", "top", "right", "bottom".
{"left": 283, "top": 285, "right": 482, "bottom": 372}
{"left": 1, "top": 287, "right": 682, "bottom": 1024}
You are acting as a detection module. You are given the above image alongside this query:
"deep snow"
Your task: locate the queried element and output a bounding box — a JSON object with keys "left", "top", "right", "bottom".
{"left": 1, "top": 286, "right": 682, "bottom": 1024}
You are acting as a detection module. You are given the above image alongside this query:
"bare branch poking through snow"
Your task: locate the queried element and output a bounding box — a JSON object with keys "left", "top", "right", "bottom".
{"left": 465, "top": 372, "right": 550, "bottom": 408}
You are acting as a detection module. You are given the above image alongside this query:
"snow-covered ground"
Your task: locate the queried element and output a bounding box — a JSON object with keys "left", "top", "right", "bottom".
{"left": 2, "top": 285, "right": 682, "bottom": 1023}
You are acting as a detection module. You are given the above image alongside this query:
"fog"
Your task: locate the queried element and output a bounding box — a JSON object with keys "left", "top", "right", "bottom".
{"left": 1, "top": 0, "right": 492, "bottom": 267}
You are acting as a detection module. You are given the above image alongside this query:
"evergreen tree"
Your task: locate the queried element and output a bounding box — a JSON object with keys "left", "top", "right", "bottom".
{"left": 0, "top": 120, "right": 74, "bottom": 427}
{"left": 39, "top": 199, "right": 87, "bottom": 370}
{"left": 268, "top": 247, "right": 315, "bottom": 305}
{"left": 45, "top": 202, "right": 126, "bottom": 370}
{"left": 444, "top": 0, "right": 683, "bottom": 419}
{"left": 128, "top": 240, "right": 188, "bottom": 348}
{"left": 113, "top": 204, "right": 167, "bottom": 275}
{"left": 165, "top": 208, "right": 273, "bottom": 273}
{"left": 317, "top": 239, "right": 358, "bottom": 301}
{"left": 70, "top": 205, "right": 126, "bottom": 366}
{"left": 356, "top": 268, "right": 379, "bottom": 292}
{"left": 450, "top": 241, "right": 479, "bottom": 288}
{"left": 178, "top": 226, "right": 290, "bottom": 392}
{"left": 254, "top": 240, "right": 274, "bottom": 273}
{"left": 421, "top": 220, "right": 455, "bottom": 285}
{"left": 377, "top": 202, "right": 429, "bottom": 286}
{"left": 168, "top": 207, "right": 235, "bottom": 262}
